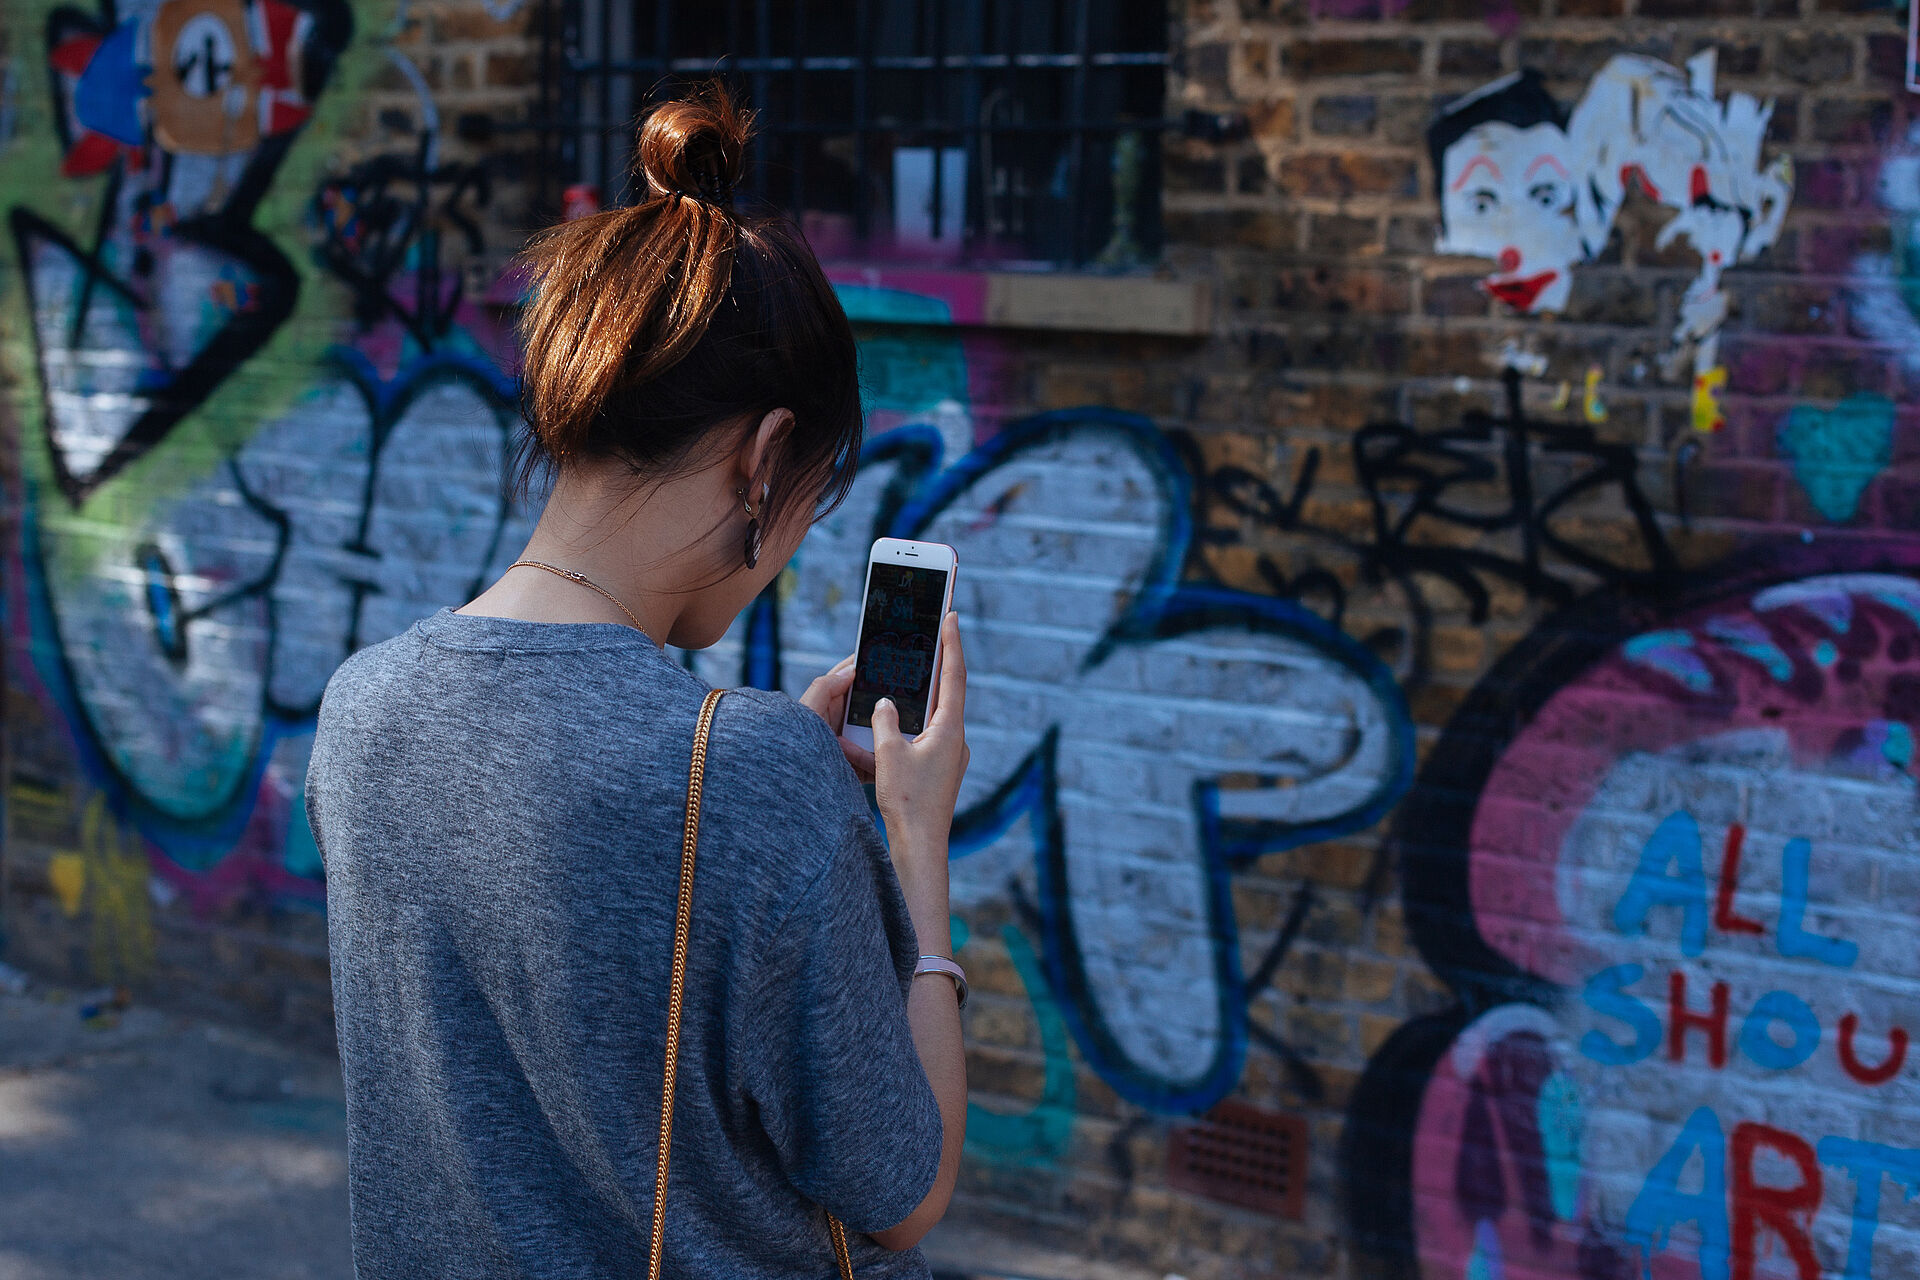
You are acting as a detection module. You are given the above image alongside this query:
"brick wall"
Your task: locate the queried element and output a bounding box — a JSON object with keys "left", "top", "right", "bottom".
{"left": 3, "top": 1, "right": 1919, "bottom": 1278}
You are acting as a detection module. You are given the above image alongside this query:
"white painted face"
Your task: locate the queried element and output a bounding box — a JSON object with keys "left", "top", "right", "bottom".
{"left": 1436, "top": 121, "right": 1584, "bottom": 314}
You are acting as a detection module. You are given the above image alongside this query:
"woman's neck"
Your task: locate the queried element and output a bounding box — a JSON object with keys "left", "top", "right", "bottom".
{"left": 459, "top": 463, "right": 726, "bottom": 645}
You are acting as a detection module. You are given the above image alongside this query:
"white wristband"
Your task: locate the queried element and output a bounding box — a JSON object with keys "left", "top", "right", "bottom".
{"left": 913, "top": 955, "right": 968, "bottom": 1010}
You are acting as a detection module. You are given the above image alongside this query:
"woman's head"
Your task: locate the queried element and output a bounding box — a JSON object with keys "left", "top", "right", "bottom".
{"left": 513, "top": 83, "right": 862, "bottom": 639}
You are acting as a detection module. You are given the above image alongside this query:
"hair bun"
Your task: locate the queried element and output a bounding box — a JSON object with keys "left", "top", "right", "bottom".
{"left": 635, "top": 83, "right": 753, "bottom": 207}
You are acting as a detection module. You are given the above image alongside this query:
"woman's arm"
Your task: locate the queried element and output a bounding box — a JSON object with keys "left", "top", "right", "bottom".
{"left": 800, "top": 612, "right": 971, "bottom": 1249}
{"left": 868, "top": 844, "right": 966, "bottom": 1251}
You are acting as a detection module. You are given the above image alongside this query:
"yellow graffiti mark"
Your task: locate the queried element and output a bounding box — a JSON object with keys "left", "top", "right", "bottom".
{"left": 47, "top": 853, "right": 86, "bottom": 917}
{"left": 1548, "top": 381, "right": 1572, "bottom": 412}
{"left": 74, "top": 798, "right": 155, "bottom": 985}
{"left": 1583, "top": 364, "right": 1609, "bottom": 424}
{"left": 1692, "top": 366, "right": 1728, "bottom": 434}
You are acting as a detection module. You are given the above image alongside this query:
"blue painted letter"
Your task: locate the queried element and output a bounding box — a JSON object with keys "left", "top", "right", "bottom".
{"left": 1624, "top": 1107, "right": 1729, "bottom": 1280}
{"left": 1738, "top": 990, "right": 1823, "bottom": 1070}
{"left": 1818, "top": 1137, "right": 1920, "bottom": 1280}
{"left": 1615, "top": 811, "right": 1709, "bottom": 956}
{"left": 1581, "top": 963, "right": 1661, "bottom": 1065}
{"left": 1778, "top": 837, "right": 1858, "bottom": 967}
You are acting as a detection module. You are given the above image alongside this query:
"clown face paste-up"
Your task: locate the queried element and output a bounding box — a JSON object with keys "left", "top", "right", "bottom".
{"left": 1569, "top": 50, "right": 1792, "bottom": 387}
{"left": 1429, "top": 55, "right": 1793, "bottom": 426}
{"left": 1429, "top": 71, "right": 1603, "bottom": 319}
{"left": 1436, "top": 121, "right": 1585, "bottom": 314}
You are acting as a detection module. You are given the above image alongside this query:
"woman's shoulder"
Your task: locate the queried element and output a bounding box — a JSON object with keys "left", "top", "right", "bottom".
{"left": 314, "top": 626, "right": 423, "bottom": 724}
{"left": 705, "top": 688, "right": 857, "bottom": 793}
{"left": 701, "top": 688, "right": 875, "bottom": 868}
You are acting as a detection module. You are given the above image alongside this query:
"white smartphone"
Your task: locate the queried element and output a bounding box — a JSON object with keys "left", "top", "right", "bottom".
{"left": 840, "top": 537, "right": 958, "bottom": 748}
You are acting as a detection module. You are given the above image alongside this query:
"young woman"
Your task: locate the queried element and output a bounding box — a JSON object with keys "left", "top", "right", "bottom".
{"left": 307, "top": 85, "right": 969, "bottom": 1278}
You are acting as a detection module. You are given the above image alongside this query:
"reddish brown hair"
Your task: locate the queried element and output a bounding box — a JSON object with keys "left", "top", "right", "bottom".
{"left": 513, "top": 83, "right": 862, "bottom": 539}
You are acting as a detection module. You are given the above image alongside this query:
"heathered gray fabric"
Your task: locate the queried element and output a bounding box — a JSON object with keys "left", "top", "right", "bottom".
{"left": 307, "top": 607, "right": 944, "bottom": 1280}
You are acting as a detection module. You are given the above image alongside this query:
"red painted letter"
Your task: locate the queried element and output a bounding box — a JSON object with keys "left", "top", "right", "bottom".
{"left": 1731, "top": 1123, "right": 1821, "bottom": 1280}
{"left": 1713, "top": 823, "right": 1764, "bottom": 936}
{"left": 1669, "top": 970, "right": 1730, "bottom": 1068}
{"left": 1838, "top": 1013, "right": 1909, "bottom": 1085}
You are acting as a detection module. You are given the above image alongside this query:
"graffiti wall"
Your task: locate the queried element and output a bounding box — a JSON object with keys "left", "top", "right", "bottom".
{"left": 0, "top": 0, "right": 537, "bottom": 934}
{"left": 2, "top": 0, "right": 1919, "bottom": 1278}
{"left": 1348, "top": 547, "right": 1920, "bottom": 1280}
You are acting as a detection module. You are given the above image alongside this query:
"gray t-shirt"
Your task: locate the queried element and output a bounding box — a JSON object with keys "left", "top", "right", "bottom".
{"left": 307, "top": 607, "right": 944, "bottom": 1279}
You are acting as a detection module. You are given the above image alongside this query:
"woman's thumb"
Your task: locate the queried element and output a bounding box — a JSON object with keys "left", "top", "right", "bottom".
{"left": 872, "top": 697, "right": 902, "bottom": 747}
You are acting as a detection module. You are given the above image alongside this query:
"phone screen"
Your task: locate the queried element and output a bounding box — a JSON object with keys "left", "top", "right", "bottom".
{"left": 847, "top": 563, "right": 949, "bottom": 735}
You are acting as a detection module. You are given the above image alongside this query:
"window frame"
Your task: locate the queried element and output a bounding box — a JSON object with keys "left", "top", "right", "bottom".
{"left": 534, "top": 0, "right": 1174, "bottom": 271}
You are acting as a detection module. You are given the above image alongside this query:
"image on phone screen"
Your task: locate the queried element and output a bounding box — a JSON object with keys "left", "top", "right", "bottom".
{"left": 847, "top": 564, "right": 949, "bottom": 735}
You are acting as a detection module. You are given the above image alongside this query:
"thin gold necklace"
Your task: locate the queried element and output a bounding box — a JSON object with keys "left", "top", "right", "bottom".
{"left": 508, "top": 560, "right": 650, "bottom": 637}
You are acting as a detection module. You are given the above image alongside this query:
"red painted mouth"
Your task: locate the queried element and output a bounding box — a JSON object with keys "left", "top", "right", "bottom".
{"left": 1484, "top": 270, "right": 1558, "bottom": 311}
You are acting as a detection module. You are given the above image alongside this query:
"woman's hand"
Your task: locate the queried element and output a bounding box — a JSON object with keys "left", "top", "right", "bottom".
{"left": 872, "top": 611, "right": 969, "bottom": 885}
{"left": 799, "top": 654, "right": 876, "bottom": 783}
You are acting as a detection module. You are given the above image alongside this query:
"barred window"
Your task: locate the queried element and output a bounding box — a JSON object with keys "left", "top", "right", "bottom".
{"left": 537, "top": 0, "right": 1169, "bottom": 268}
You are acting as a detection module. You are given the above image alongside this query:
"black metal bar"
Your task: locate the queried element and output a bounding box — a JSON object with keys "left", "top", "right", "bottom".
{"left": 538, "top": 0, "right": 1173, "bottom": 257}
{"left": 853, "top": 0, "right": 871, "bottom": 241}
{"left": 961, "top": 0, "right": 984, "bottom": 248}
{"left": 929, "top": 0, "right": 945, "bottom": 242}
{"left": 533, "top": 0, "right": 550, "bottom": 215}
{"left": 790, "top": 0, "right": 806, "bottom": 218}
{"left": 1066, "top": 0, "right": 1091, "bottom": 263}
{"left": 990, "top": 0, "right": 1016, "bottom": 241}
{"left": 653, "top": 0, "right": 672, "bottom": 96}
{"left": 562, "top": 0, "right": 581, "bottom": 198}
{"left": 594, "top": 0, "right": 611, "bottom": 199}
{"left": 648, "top": 0, "right": 672, "bottom": 201}
{"left": 753, "top": 0, "right": 771, "bottom": 204}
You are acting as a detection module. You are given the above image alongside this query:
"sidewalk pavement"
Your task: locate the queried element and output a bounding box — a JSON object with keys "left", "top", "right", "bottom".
{"left": 0, "top": 977, "right": 1133, "bottom": 1280}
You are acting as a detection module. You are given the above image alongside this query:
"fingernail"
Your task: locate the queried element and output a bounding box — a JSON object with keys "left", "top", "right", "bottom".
{"left": 877, "top": 697, "right": 892, "bottom": 711}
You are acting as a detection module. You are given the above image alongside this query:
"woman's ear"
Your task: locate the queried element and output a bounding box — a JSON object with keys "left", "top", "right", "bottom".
{"left": 739, "top": 408, "right": 795, "bottom": 497}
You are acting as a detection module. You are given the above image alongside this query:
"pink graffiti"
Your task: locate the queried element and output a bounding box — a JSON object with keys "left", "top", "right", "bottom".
{"left": 1411, "top": 569, "right": 1920, "bottom": 1280}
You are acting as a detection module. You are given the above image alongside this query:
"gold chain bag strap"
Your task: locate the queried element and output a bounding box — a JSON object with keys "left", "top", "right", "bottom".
{"left": 650, "top": 688, "right": 857, "bottom": 1280}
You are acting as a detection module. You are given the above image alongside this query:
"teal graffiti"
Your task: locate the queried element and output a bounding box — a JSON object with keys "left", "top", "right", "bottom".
{"left": 835, "top": 284, "right": 970, "bottom": 421}
{"left": 1538, "top": 1069, "right": 1584, "bottom": 1222}
{"left": 1777, "top": 393, "right": 1895, "bottom": 523}
{"left": 962, "top": 921, "right": 1077, "bottom": 1167}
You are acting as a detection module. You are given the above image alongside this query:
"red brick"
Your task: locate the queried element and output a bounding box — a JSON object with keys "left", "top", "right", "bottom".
{"left": 1731, "top": 282, "right": 1839, "bottom": 338}
{"left": 1517, "top": 38, "right": 1674, "bottom": 84}
{"left": 1165, "top": 151, "right": 1228, "bottom": 195}
{"left": 1277, "top": 153, "right": 1418, "bottom": 200}
{"left": 1236, "top": 154, "right": 1270, "bottom": 194}
{"left": 1312, "top": 95, "right": 1378, "bottom": 139}
{"left": 1246, "top": 97, "right": 1297, "bottom": 145}
{"left": 1307, "top": 212, "right": 1382, "bottom": 255}
{"left": 1778, "top": 33, "right": 1854, "bottom": 85}
{"left": 1271, "top": 267, "right": 1413, "bottom": 314}
{"left": 1284, "top": 39, "right": 1424, "bottom": 79}
{"left": 1438, "top": 40, "right": 1503, "bottom": 79}
{"left": 1640, "top": 0, "right": 1745, "bottom": 14}
{"left": 485, "top": 51, "right": 534, "bottom": 86}
{"left": 1424, "top": 274, "right": 1490, "bottom": 318}
{"left": 1796, "top": 346, "right": 1893, "bottom": 400}
{"left": 1867, "top": 34, "right": 1909, "bottom": 84}
{"left": 1402, "top": 0, "right": 1541, "bottom": 17}
{"left": 1682, "top": 463, "right": 1785, "bottom": 524}
{"left": 1811, "top": 98, "right": 1892, "bottom": 146}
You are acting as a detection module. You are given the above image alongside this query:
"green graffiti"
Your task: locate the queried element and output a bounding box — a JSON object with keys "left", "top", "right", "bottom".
{"left": 0, "top": 0, "right": 387, "bottom": 546}
{"left": 963, "top": 922, "right": 1077, "bottom": 1167}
